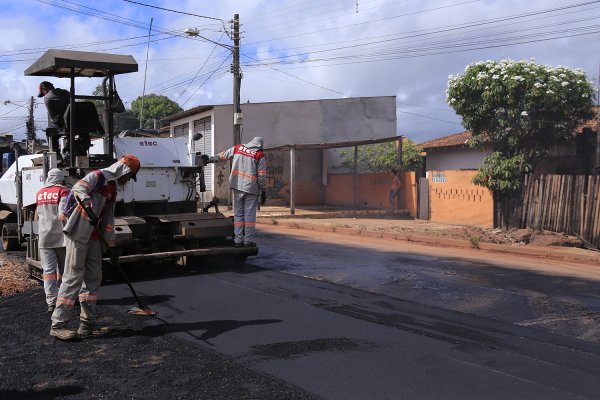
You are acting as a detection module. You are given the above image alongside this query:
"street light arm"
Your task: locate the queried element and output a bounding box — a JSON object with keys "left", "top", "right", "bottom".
{"left": 183, "top": 29, "right": 232, "bottom": 50}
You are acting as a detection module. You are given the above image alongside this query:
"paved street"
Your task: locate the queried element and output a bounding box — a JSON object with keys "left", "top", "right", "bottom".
{"left": 99, "top": 226, "right": 600, "bottom": 399}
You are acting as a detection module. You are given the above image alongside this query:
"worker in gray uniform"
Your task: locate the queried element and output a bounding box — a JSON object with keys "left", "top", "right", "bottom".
{"left": 35, "top": 168, "right": 70, "bottom": 314}
{"left": 37, "top": 81, "right": 69, "bottom": 155}
{"left": 209, "top": 137, "right": 267, "bottom": 247}
{"left": 50, "top": 155, "right": 140, "bottom": 341}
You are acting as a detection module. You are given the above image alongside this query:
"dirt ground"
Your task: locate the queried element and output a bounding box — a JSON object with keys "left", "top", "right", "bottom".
{"left": 0, "top": 252, "right": 316, "bottom": 400}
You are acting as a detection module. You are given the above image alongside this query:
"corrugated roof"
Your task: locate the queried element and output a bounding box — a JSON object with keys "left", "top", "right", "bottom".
{"left": 162, "top": 105, "right": 214, "bottom": 123}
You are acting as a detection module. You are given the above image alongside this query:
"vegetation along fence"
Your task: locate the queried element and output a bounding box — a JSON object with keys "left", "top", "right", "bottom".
{"left": 519, "top": 174, "right": 600, "bottom": 248}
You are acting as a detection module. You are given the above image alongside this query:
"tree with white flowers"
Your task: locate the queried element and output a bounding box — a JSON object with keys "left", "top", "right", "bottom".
{"left": 447, "top": 59, "right": 595, "bottom": 227}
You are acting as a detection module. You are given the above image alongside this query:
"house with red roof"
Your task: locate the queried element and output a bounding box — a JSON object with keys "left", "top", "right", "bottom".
{"left": 416, "top": 107, "right": 599, "bottom": 227}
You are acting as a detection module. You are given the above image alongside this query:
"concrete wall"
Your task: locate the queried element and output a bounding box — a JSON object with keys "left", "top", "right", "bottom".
{"left": 426, "top": 148, "right": 488, "bottom": 171}
{"left": 214, "top": 96, "right": 397, "bottom": 149}
{"left": 263, "top": 149, "right": 324, "bottom": 205}
{"left": 428, "top": 170, "right": 493, "bottom": 227}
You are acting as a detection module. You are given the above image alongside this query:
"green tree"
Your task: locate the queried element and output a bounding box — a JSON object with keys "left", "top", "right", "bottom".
{"left": 90, "top": 84, "right": 139, "bottom": 132}
{"left": 91, "top": 84, "right": 106, "bottom": 113}
{"left": 339, "top": 139, "right": 423, "bottom": 172}
{"left": 130, "top": 94, "right": 183, "bottom": 129}
{"left": 447, "top": 59, "right": 595, "bottom": 227}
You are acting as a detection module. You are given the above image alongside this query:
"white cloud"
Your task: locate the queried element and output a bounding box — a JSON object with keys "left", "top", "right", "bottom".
{"left": 0, "top": 0, "right": 598, "bottom": 143}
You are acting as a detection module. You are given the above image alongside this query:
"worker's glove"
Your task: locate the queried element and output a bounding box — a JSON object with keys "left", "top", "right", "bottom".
{"left": 78, "top": 198, "right": 98, "bottom": 226}
{"left": 260, "top": 190, "right": 267, "bottom": 206}
{"left": 207, "top": 156, "right": 217, "bottom": 164}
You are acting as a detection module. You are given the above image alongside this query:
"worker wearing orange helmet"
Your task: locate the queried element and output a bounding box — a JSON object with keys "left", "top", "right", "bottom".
{"left": 50, "top": 155, "right": 140, "bottom": 341}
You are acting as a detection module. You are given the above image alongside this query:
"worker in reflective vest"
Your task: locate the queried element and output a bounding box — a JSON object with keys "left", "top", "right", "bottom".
{"left": 209, "top": 137, "right": 267, "bottom": 247}
{"left": 36, "top": 168, "right": 69, "bottom": 314}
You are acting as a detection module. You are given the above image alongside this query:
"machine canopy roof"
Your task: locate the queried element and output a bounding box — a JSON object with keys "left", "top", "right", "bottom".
{"left": 24, "top": 49, "right": 138, "bottom": 78}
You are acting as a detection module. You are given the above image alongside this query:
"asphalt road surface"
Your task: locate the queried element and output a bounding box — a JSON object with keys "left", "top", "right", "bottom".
{"left": 98, "top": 226, "right": 600, "bottom": 400}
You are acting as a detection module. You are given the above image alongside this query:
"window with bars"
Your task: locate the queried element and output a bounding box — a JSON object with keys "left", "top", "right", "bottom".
{"left": 173, "top": 122, "right": 188, "bottom": 138}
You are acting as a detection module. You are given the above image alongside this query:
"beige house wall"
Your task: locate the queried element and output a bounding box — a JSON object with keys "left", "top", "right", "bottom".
{"left": 428, "top": 170, "right": 493, "bottom": 227}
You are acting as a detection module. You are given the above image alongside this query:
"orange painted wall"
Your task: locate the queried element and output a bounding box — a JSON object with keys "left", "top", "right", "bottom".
{"left": 428, "top": 170, "right": 493, "bottom": 227}
{"left": 325, "top": 172, "right": 417, "bottom": 216}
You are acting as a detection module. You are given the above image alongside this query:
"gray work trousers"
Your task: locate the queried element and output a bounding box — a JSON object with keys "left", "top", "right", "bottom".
{"left": 51, "top": 237, "right": 103, "bottom": 328}
{"left": 40, "top": 247, "right": 66, "bottom": 307}
{"left": 233, "top": 189, "right": 259, "bottom": 244}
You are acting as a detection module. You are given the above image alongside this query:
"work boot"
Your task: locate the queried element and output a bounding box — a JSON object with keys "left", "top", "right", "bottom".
{"left": 234, "top": 242, "right": 243, "bottom": 248}
{"left": 77, "top": 322, "right": 112, "bottom": 338}
{"left": 50, "top": 325, "right": 78, "bottom": 341}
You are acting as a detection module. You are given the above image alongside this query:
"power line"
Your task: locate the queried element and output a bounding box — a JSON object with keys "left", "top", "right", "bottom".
{"left": 122, "top": 0, "right": 226, "bottom": 22}
{"left": 245, "top": 0, "right": 480, "bottom": 44}
{"left": 245, "top": 0, "right": 600, "bottom": 46}
{"left": 241, "top": 52, "right": 350, "bottom": 98}
{"left": 181, "top": 56, "right": 232, "bottom": 107}
{"left": 397, "top": 110, "right": 462, "bottom": 125}
{"left": 176, "top": 32, "right": 227, "bottom": 104}
{"left": 241, "top": 23, "right": 600, "bottom": 69}
{"left": 244, "top": 3, "right": 600, "bottom": 61}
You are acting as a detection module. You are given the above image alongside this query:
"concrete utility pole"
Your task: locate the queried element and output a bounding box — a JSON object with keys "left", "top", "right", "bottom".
{"left": 26, "top": 96, "right": 35, "bottom": 141}
{"left": 232, "top": 14, "right": 242, "bottom": 145}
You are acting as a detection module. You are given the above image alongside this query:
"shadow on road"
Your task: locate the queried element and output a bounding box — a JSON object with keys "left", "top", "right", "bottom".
{"left": 108, "top": 318, "right": 282, "bottom": 345}
{"left": 0, "top": 385, "right": 85, "bottom": 399}
{"left": 98, "top": 294, "right": 174, "bottom": 307}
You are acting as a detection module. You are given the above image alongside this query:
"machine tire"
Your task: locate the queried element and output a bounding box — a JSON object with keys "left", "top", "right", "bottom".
{"left": 2, "top": 223, "right": 20, "bottom": 251}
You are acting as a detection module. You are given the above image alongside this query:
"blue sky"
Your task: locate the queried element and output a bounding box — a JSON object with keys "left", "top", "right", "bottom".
{"left": 1, "top": 0, "right": 599, "bottom": 143}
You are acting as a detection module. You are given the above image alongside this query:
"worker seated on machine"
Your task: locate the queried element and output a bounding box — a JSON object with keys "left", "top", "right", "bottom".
{"left": 38, "top": 81, "right": 103, "bottom": 163}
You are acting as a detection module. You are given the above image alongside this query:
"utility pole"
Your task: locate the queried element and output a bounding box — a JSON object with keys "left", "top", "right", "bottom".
{"left": 140, "top": 17, "right": 153, "bottom": 129}
{"left": 232, "top": 14, "right": 242, "bottom": 145}
{"left": 26, "top": 96, "right": 35, "bottom": 141}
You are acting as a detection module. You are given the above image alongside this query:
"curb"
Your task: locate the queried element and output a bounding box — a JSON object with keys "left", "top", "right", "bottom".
{"left": 257, "top": 217, "right": 600, "bottom": 265}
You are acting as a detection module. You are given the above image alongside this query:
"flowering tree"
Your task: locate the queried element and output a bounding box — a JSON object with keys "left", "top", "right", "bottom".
{"left": 447, "top": 59, "right": 595, "bottom": 227}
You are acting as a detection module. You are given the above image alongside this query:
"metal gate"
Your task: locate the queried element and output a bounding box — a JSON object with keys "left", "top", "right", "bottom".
{"left": 418, "top": 177, "right": 429, "bottom": 220}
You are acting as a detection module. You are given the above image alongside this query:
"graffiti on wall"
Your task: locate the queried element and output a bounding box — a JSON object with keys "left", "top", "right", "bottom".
{"left": 266, "top": 152, "right": 288, "bottom": 199}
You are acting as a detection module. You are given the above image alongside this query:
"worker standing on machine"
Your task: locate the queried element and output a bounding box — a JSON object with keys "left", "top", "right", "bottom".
{"left": 36, "top": 168, "right": 70, "bottom": 314}
{"left": 37, "top": 81, "right": 69, "bottom": 156}
{"left": 208, "top": 137, "right": 267, "bottom": 248}
{"left": 50, "top": 155, "right": 140, "bottom": 341}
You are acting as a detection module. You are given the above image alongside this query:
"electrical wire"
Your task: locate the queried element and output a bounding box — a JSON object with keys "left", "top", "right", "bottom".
{"left": 396, "top": 110, "right": 462, "bottom": 125}
{"left": 176, "top": 32, "right": 226, "bottom": 104}
{"left": 123, "top": 0, "right": 226, "bottom": 22}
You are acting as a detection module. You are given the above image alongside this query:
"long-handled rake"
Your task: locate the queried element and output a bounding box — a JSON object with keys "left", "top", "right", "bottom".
{"left": 75, "top": 195, "right": 157, "bottom": 316}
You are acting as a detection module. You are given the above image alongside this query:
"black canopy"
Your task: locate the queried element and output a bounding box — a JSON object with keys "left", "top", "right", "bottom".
{"left": 24, "top": 49, "right": 138, "bottom": 78}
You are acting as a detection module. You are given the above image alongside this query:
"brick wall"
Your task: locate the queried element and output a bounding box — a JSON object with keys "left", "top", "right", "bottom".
{"left": 326, "top": 172, "right": 416, "bottom": 216}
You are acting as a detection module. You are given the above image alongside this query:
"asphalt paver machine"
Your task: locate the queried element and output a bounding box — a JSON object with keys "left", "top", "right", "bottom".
{"left": 0, "top": 49, "right": 256, "bottom": 277}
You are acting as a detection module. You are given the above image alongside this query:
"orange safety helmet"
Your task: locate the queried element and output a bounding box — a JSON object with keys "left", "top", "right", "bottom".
{"left": 120, "top": 154, "right": 140, "bottom": 181}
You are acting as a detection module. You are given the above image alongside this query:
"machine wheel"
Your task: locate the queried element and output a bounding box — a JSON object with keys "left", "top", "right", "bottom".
{"left": 2, "top": 223, "right": 20, "bottom": 251}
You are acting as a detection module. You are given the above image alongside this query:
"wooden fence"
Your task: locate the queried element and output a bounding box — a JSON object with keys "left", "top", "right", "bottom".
{"left": 519, "top": 174, "right": 600, "bottom": 247}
